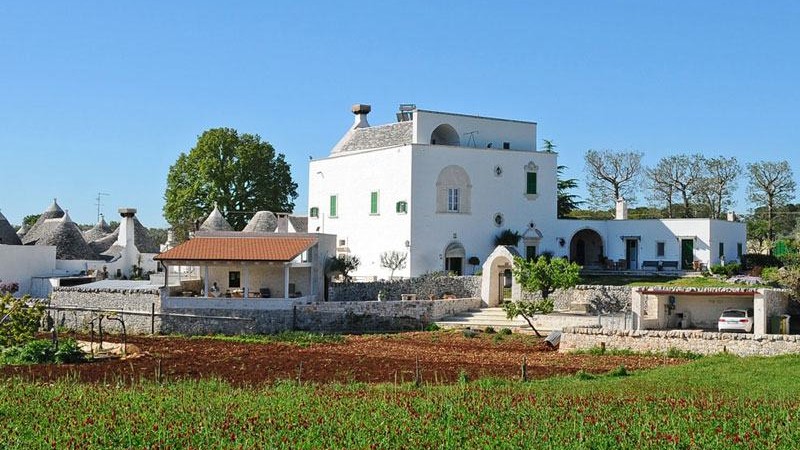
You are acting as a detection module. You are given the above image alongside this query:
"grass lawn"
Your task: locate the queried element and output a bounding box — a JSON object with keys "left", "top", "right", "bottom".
{"left": 2, "top": 355, "right": 799, "bottom": 448}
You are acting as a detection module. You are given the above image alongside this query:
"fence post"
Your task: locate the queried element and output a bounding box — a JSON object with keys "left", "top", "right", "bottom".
{"left": 151, "top": 303, "right": 155, "bottom": 335}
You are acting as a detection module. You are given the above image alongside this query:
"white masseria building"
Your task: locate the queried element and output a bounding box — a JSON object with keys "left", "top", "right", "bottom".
{"left": 308, "top": 104, "right": 746, "bottom": 281}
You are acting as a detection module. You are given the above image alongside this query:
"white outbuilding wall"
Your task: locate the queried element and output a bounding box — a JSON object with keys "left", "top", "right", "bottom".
{"left": 0, "top": 244, "right": 56, "bottom": 296}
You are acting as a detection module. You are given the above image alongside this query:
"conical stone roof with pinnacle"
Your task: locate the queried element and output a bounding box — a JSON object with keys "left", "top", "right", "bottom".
{"left": 199, "top": 205, "right": 234, "bottom": 232}
{"left": 22, "top": 198, "right": 65, "bottom": 245}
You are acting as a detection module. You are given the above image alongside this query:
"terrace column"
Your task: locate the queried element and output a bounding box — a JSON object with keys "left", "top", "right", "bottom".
{"left": 284, "top": 263, "right": 290, "bottom": 299}
{"left": 204, "top": 265, "right": 210, "bottom": 297}
{"left": 243, "top": 265, "right": 250, "bottom": 298}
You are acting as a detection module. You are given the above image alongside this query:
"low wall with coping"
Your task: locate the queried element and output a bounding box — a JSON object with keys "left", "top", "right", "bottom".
{"left": 561, "top": 326, "right": 800, "bottom": 357}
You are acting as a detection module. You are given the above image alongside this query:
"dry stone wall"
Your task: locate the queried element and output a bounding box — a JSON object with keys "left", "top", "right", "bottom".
{"left": 331, "top": 274, "right": 481, "bottom": 302}
{"left": 561, "top": 326, "right": 800, "bottom": 357}
{"left": 51, "top": 288, "right": 162, "bottom": 334}
{"left": 521, "top": 285, "right": 631, "bottom": 313}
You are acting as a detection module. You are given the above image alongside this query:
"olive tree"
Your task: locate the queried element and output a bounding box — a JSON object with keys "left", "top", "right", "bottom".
{"left": 503, "top": 256, "right": 582, "bottom": 337}
{"left": 380, "top": 251, "right": 408, "bottom": 280}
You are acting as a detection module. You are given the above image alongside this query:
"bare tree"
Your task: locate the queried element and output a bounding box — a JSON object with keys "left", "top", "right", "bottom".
{"left": 747, "top": 160, "right": 797, "bottom": 245}
{"left": 645, "top": 154, "right": 705, "bottom": 218}
{"left": 645, "top": 163, "right": 676, "bottom": 218}
{"left": 380, "top": 251, "right": 408, "bottom": 280}
{"left": 584, "top": 149, "right": 643, "bottom": 208}
{"left": 698, "top": 156, "right": 740, "bottom": 219}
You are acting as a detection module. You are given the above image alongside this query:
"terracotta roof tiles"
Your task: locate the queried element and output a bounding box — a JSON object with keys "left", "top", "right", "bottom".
{"left": 155, "top": 235, "right": 317, "bottom": 262}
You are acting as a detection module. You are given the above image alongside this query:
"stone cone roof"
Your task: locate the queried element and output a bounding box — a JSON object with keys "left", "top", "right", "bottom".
{"left": 199, "top": 205, "right": 233, "bottom": 232}
{"left": 38, "top": 212, "right": 99, "bottom": 260}
{"left": 16, "top": 223, "right": 30, "bottom": 238}
{"left": 83, "top": 215, "right": 112, "bottom": 242}
{"left": 87, "top": 217, "right": 159, "bottom": 256}
{"left": 0, "top": 211, "right": 22, "bottom": 245}
{"left": 243, "top": 211, "right": 278, "bottom": 232}
{"left": 133, "top": 217, "right": 159, "bottom": 253}
{"left": 22, "top": 198, "right": 65, "bottom": 244}
{"left": 89, "top": 228, "right": 118, "bottom": 255}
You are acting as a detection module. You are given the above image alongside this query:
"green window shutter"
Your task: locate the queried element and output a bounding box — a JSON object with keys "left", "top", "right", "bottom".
{"left": 310, "top": 207, "right": 318, "bottom": 218}
{"left": 330, "top": 195, "right": 337, "bottom": 217}
{"left": 370, "top": 192, "right": 378, "bottom": 214}
{"left": 526, "top": 172, "right": 537, "bottom": 195}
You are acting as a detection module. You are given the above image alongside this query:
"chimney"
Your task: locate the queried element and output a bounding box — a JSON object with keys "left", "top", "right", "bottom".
{"left": 615, "top": 198, "right": 628, "bottom": 220}
{"left": 116, "top": 207, "right": 137, "bottom": 248}
{"left": 351, "top": 104, "right": 371, "bottom": 128}
{"left": 727, "top": 211, "right": 736, "bottom": 222}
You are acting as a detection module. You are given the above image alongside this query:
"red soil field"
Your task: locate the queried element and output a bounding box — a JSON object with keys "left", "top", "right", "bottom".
{"left": 0, "top": 332, "right": 685, "bottom": 385}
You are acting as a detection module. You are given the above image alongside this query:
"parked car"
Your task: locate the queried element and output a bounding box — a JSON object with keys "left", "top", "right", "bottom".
{"left": 718, "top": 308, "right": 754, "bottom": 333}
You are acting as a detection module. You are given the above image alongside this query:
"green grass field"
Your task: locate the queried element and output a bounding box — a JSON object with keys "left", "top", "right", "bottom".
{"left": 2, "top": 355, "right": 800, "bottom": 448}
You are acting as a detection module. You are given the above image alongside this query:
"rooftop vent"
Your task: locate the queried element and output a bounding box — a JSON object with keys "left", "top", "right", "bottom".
{"left": 396, "top": 104, "right": 416, "bottom": 122}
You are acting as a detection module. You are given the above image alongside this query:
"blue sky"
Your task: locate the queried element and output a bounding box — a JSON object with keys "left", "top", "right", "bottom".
{"left": 1, "top": 1, "right": 798, "bottom": 228}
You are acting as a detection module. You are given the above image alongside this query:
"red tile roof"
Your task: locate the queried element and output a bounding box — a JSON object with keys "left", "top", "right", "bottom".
{"left": 155, "top": 235, "right": 317, "bottom": 262}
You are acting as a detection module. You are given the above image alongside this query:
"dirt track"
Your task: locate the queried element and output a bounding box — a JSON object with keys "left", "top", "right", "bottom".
{"left": 0, "top": 332, "right": 684, "bottom": 385}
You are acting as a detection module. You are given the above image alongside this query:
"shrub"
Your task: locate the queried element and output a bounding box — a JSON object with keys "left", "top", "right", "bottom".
{"left": 0, "top": 294, "right": 45, "bottom": 347}
{"left": 741, "top": 253, "right": 782, "bottom": 270}
{"left": 607, "top": 365, "right": 629, "bottom": 377}
{"left": 498, "top": 328, "right": 512, "bottom": 336}
{"left": 54, "top": 339, "right": 87, "bottom": 364}
{"left": 462, "top": 329, "right": 477, "bottom": 339}
{"left": 425, "top": 323, "right": 441, "bottom": 332}
{"left": 665, "top": 347, "right": 703, "bottom": 360}
{"left": 779, "top": 252, "right": 800, "bottom": 268}
{"left": 457, "top": 369, "right": 470, "bottom": 383}
{"left": 0, "top": 281, "right": 19, "bottom": 294}
{"left": 1, "top": 340, "right": 54, "bottom": 365}
{"left": 484, "top": 326, "right": 496, "bottom": 334}
{"left": 710, "top": 263, "right": 741, "bottom": 278}
{"left": 574, "top": 370, "right": 595, "bottom": 380}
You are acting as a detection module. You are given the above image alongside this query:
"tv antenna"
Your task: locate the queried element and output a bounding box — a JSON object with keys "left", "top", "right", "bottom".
{"left": 464, "top": 130, "right": 479, "bottom": 148}
{"left": 95, "top": 192, "right": 110, "bottom": 222}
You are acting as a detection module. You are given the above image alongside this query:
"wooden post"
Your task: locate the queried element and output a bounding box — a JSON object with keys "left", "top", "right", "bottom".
{"left": 521, "top": 355, "right": 528, "bottom": 382}
{"left": 150, "top": 303, "right": 155, "bottom": 335}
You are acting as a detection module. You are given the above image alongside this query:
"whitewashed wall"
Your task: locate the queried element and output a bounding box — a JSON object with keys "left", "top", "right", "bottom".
{"left": 0, "top": 244, "right": 56, "bottom": 296}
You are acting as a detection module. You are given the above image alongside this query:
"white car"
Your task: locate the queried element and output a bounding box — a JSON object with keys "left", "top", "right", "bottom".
{"left": 718, "top": 308, "right": 754, "bottom": 333}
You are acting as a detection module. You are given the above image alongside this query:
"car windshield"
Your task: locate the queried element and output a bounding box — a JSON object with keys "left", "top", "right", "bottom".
{"left": 722, "top": 310, "right": 747, "bottom": 318}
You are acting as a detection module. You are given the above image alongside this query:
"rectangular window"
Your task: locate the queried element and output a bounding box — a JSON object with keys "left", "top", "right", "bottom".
{"left": 447, "top": 188, "right": 460, "bottom": 212}
{"left": 228, "top": 271, "right": 241, "bottom": 288}
{"left": 656, "top": 241, "right": 665, "bottom": 257}
{"left": 503, "top": 142, "right": 510, "bottom": 149}
{"left": 370, "top": 191, "right": 379, "bottom": 215}
{"left": 526, "top": 172, "right": 537, "bottom": 195}
{"left": 310, "top": 207, "right": 319, "bottom": 218}
{"left": 719, "top": 242, "right": 725, "bottom": 260}
{"left": 329, "top": 195, "right": 338, "bottom": 218}
{"left": 737, "top": 243, "right": 743, "bottom": 258}
{"left": 526, "top": 245, "right": 537, "bottom": 260}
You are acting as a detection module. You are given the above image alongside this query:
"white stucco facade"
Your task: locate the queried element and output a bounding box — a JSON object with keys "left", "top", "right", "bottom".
{"left": 0, "top": 244, "right": 56, "bottom": 296}
{"left": 308, "top": 105, "right": 746, "bottom": 279}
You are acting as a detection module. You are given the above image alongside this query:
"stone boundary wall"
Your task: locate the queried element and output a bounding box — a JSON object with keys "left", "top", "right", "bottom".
{"left": 50, "top": 288, "right": 162, "bottom": 334}
{"left": 331, "top": 275, "right": 481, "bottom": 302}
{"left": 295, "top": 298, "right": 481, "bottom": 333}
{"left": 561, "top": 326, "right": 800, "bottom": 357}
{"left": 521, "top": 285, "right": 631, "bottom": 313}
{"left": 51, "top": 287, "right": 480, "bottom": 335}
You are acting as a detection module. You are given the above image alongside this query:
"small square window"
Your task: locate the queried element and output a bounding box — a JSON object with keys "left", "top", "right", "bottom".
{"left": 310, "top": 207, "right": 319, "bottom": 218}
{"left": 503, "top": 142, "right": 510, "bottom": 149}
{"left": 656, "top": 241, "right": 665, "bottom": 257}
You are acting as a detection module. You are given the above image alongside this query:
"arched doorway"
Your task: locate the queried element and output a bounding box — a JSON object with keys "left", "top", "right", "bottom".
{"left": 430, "top": 123, "right": 460, "bottom": 146}
{"left": 570, "top": 229, "right": 604, "bottom": 267}
{"left": 444, "top": 242, "right": 465, "bottom": 275}
{"left": 480, "top": 246, "right": 520, "bottom": 307}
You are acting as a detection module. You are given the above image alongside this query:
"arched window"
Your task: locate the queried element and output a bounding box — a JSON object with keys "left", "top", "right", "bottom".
{"left": 430, "top": 123, "right": 460, "bottom": 146}
{"left": 524, "top": 161, "right": 538, "bottom": 199}
{"left": 436, "top": 165, "right": 471, "bottom": 214}
{"left": 396, "top": 201, "right": 408, "bottom": 214}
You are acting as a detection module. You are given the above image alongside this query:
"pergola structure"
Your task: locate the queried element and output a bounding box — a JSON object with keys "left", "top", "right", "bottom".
{"left": 155, "top": 233, "right": 322, "bottom": 300}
